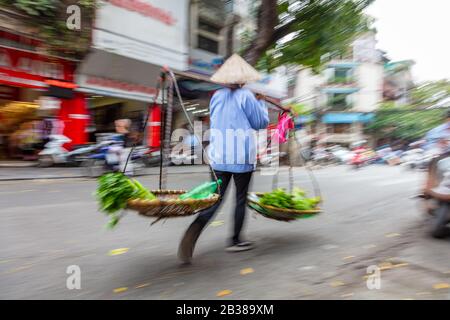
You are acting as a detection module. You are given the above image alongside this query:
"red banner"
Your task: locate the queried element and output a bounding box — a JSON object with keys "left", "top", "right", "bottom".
{"left": 0, "top": 46, "right": 75, "bottom": 89}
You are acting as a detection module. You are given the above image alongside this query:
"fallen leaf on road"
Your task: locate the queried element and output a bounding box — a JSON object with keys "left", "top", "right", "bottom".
{"left": 240, "top": 268, "right": 254, "bottom": 275}
{"left": 108, "top": 248, "right": 129, "bottom": 256}
{"left": 217, "top": 290, "right": 232, "bottom": 297}
{"left": 135, "top": 283, "right": 151, "bottom": 289}
{"left": 6, "top": 265, "right": 33, "bottom": 274}
{"left": 392, "top": 263, "right": 409, "bottom": 269}
{"left": 298, "top": 266, "right": 316, "bottom": 271}
{"left": 378, "top": 262, "right": 394, "bottom": 271}
{"left": 385, "top": 233, "right": 401, "bottom": 238}
{"left": 321, "top": 244, "right": 339, "bottom": 250}
{"left": 342, "top": 256, "right": 355, "bottom": 260}
{"left": 210, "top": 220, "right": 224, "bottom": 227}
{"left": 330, "top": 281, "right": 345, "bottom": 287}
{"left": 433, "top": 283, "right": 450, "bottom": 290}
{"left": 416, "top": 292, "right": 431, "bottom": 296}
{"left": 113, "top": 287, "right": 128, "bottom": 293}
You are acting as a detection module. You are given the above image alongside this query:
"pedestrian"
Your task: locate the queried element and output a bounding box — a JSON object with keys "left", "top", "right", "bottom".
{"left": 178, "top": 54, "right": 269, "bottom": 263}
{"left": 114, "top": 119, "right": 134, "bottom": 174}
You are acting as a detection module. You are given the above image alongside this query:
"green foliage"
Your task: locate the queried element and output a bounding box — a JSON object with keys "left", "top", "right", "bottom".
{"left": 258, "top": 0, "right": 373, "bottom": 71}
{"left": 0, "top": 0, "right": 96, "bottom": 59}
{"left": 410, "top": 80, "right": 450, "bottom": 108}
{"left": 259, "top": 187, "right": 321, "bottom": 210}
{"left": 367, "top": 108, "right": 446, "bottom": 141}
{"left": 95, "top": 173, "right": 156, "bottom": 229}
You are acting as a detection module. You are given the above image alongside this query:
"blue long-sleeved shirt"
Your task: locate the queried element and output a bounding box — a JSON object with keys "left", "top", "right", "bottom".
{"left": 207, "top": 88, "right": 269, "bottom": 173}
{"left": 424, "top": 122, "right": 450, "bottom": 150}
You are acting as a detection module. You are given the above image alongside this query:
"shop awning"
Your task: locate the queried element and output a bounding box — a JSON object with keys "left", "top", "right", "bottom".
{"left": 294, "top": 115, "right": 316, "bottom": 124}
{"left": 321, "top": 87, "right": 359, "bottom": 94}
{"left": 75, "top": 49, "right": 162, "bottom": 102}
{"left": 322, "top": 112, "right": 374, "bottom": 124}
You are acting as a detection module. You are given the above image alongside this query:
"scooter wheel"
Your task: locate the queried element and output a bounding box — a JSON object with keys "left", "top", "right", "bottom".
{"left": 38, "top": 156, "right": 53, "bottom": 167}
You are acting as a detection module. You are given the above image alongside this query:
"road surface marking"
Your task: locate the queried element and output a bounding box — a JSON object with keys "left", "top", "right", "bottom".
{"left": 135, "top": 283, "right": 151, "bottom": 289}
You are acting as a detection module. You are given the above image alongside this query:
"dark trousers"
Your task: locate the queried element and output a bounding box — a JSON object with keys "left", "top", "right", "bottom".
{"left": 191, "top": 170, "right": 253, "bottom": 245}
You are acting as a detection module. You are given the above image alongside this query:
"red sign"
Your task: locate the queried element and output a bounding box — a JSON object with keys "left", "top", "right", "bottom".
{"left": 110, "top": 0, "right": 176, "bottom": 26}
{"left": 86, "top": 76, "right": 157, "bottom": 96}
{"left": 0, "top": 46, "right": 75, "bottom": 89}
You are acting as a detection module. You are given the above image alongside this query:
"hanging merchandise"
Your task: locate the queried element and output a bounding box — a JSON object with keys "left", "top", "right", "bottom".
{"left": 93, "top": 67, "right": 322, "bottom": 227}
{"left": 271, "top": 112, "right": 295, "bottom": 144}
{"left": 95, "top": 69, "right": 221, "bottom": 228}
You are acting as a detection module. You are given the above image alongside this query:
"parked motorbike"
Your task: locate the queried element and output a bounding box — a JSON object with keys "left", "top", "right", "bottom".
{"left": 417, "top": 151, "right": 450, "bottom": 238}
{"left": 82, "top": 140, "right": 150, "bottom": 177}
{"left": 38, "top": 135, "right": 72, "bottom": 167}
{"left": 350, "top": 147, "right": 377, "bottom": 169}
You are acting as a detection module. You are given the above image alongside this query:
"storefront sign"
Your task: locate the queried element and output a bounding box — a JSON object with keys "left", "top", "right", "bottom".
{"left": 77, "top": 74, "right": 158, "bottom": 102}
{"left": 188, "top": 49, "right": 223, "bottom": 75}
{"left": 109, "top": 0, "right": 176, "bottom": 25}
{"left": 94, "top": 0, "right": 189, "bottom": 70}
{"left": 0, "top": 46, "right": 74, "bottom": 89}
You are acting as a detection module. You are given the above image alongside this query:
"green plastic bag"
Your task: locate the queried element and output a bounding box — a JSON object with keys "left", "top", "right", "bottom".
{"left": 179, "top": 179, "right": 222, "bottom": 200}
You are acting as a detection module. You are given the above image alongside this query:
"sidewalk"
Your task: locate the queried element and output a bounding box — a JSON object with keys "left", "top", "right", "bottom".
{"left": 0, "top": 165, "right": 215, "bottom": 181}
{"left": 0, "top": 161, "right": 38, "bottom": 168}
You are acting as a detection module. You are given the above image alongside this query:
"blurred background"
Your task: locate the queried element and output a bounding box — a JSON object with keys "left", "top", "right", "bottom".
{"left": 0, "top": 0, "right": 449, "bottom": 300}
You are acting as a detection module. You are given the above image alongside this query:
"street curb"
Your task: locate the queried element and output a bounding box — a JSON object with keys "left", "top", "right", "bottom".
{"left": 0, "top": 170, "right": 214, "bottom": 181}
{"left": 0, "top": 166, "right": 300, "bottom": 181}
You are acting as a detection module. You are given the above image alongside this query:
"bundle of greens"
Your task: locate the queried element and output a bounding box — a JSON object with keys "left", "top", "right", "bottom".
{"left": 259, "top": 187, "right": 320, "bottom": 211}
{"left": 95, "top": 173, "right": 156, "bottom": 229}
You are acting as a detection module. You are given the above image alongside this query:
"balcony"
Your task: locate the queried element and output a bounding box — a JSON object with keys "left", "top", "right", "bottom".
{"left": 327, "top": 76, "right": 356, "bottom": 85}
{"left": 321, "top": 133, "right": 366, "bottom": 144}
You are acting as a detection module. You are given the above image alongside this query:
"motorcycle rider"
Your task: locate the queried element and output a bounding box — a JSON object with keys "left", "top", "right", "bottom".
{"left": 421, "top": 111, "right": 450, "bottom": 238}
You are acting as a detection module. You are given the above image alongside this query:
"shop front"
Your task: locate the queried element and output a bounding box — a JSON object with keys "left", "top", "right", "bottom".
{"left": 75, "top": 0, "right": 190, "bottom": 149}
{"left": 0, "top": 35, "right": 82, "bottom": 159}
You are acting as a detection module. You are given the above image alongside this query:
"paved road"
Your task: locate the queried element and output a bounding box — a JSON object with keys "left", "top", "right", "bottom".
{"left": 1, "top": 165, "right": 449, "bottom": 299}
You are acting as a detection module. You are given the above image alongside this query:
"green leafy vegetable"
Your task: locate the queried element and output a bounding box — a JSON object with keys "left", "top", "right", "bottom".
{"left": 95, "top": 173, "right": 156, "bottom": 228}
{"left": 258, "top": 188, "right": 321, "bottom": 211}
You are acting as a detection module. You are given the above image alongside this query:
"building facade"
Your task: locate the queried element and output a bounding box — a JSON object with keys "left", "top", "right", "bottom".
{"left": 292, "top": 32, "right": 384, "bottom": 146}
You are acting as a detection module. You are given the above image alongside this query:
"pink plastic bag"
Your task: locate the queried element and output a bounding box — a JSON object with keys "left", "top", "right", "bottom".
{"left": 271, "top": 113, "right": 294, "bottom": 144}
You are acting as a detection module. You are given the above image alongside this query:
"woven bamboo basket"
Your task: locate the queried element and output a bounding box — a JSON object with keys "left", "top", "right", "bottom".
{"left": 247, "top": 192, "right": 321, "bottom": 222}
{"left": 127, "top": 190, "right": 220, "bottom": 218}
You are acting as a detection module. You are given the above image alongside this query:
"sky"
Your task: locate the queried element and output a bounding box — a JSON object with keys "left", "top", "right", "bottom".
{"left": 365, "top": 0, "right": 450, "bottom": 83}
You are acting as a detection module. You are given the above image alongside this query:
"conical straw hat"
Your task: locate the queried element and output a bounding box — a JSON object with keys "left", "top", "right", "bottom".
{"left": 210, "top": 54, "right": 262, "bottom": 84}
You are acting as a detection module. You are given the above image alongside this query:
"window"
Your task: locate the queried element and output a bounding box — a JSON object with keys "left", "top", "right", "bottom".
{"left": 327, "top": 124, "right": 351, "bottom": 134}
{"left": 198, "top": 19, "right": 221, "bottom": 35}
{"left": 198, "top": 35, "right": 219, "bottom": 54}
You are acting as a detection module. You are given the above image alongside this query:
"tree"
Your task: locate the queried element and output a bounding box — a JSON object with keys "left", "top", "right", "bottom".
{"left": 410, "top": 80, "right": 450, "bottom": 108}
{"left": 0, "top": 0, "right": 96, "bottom": 59}
{"left": 366, "top": 105, "right": 446, "bottom": 143}
{"left": 242, "top": 0, "right": 374, "bottom": 68}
